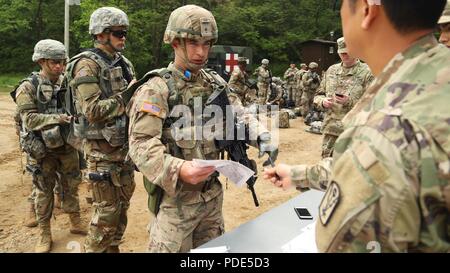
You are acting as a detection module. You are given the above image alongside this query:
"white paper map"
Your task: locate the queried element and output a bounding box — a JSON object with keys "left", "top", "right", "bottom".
{"left": 192, "top": 159, "right": 255, "bottom": 187}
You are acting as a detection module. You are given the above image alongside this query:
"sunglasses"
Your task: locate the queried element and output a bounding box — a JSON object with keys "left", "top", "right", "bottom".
{"left": 109, "top": 30, "right": 128, "bottom": 39}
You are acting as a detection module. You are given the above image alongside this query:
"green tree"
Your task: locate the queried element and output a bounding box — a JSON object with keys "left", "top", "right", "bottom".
{"left": 0, "top": 0, "right": 341, "bottom": 77}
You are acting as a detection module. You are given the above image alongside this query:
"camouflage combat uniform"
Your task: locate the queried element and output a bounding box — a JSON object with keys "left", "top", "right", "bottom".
{"left": 70, "top": 50, "right": 136, "bottom": 253}
{"left": 283, "top": 66, "right": 298, "bottom": 102}
{"left": 294, "top": 67, "right": 308, "bottom": 107}
{"left": 314, "top": 60, "right": 373, "bottom": 158}
{"left": 290, "top": 34, "right": 450, "bottom": 253}
{"left": 228, "top": 66, "right": 257, "bottom": 106}
{"left": 267, "top": 77, "right": 284, "bottom": 106}
{"left": 68, "top": 7, "right": 136, "bottom": 253}
{"left": 15, "top": 72, "right": 83, "bottom": 251}
{"left": 254, "top": 63, "right": 271, "bottom": 104}
{"left": 127, "top": 5, "right": 274, "bottom": 253}
{"left": 300, "top": 65, "right": 321, "bottom": 117}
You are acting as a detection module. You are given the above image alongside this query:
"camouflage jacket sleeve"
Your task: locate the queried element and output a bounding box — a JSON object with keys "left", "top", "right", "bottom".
{"left": 15, "top": 81, "right": 63, "bottom": 131}
{"left": 257, "top": 67, "right": 270, "bottom": 79}
{"left": 314, "top": 68, "right": 333, "bottom": 111}
{"left": 228, "top": 69, "right": 240, "bottom": 84}
{"left": 346, "top": 67, "right": 374, "bottom": 109}
{"left": 283, "top": 69, "right": 293, "bottom": 80}
{"left": 126, "top": 77, "right": 184, "bottom": 197}
{"left": 252, "top": 67, "right": 259, "bottom": 77}
{"left": 290, "top": 157, "right": 333, "bottom": 192}
{"left": 315, "top": 117, "right": 450, "bottom": 253}
{"left": 301, "top": 72, "right": 311, "bottom": 86}
{"left": 73, "top": 58, "right": 125, "bottom": 123}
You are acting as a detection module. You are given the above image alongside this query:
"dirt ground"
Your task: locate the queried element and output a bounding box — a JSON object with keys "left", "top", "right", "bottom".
{"left": 0, "top": 93, "right": 322, "bottom": 253}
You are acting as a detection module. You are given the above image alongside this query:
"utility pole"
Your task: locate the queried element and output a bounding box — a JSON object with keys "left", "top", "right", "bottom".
{"left": 64, "top": 0, "right": 81, "bottom": 56}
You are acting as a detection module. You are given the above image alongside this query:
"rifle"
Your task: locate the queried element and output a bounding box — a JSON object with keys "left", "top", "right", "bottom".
{"left": 244, "top": 78, "right": 257, "bottom": 90}
{"left": 206, "top": 84, "right": 260, "bottom": 207}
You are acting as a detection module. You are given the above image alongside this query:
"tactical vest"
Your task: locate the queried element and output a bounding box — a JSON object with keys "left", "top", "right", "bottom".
{"left": 65, "top": 49, "right": 134, "bottom": 147}
{"left": 12, "top": 72, "right": 67, "bottom": 154}
{"left": 131, "top": 67, "right": 228, "bottom": 214}
{"left": 131, "top": 67, "right": 225, "bottom": 161}
{"left": 305, "top": 71, "right": 320, "bottom": 90}
{"left": 164, "top": 69, "right": 224, "bottom": 161}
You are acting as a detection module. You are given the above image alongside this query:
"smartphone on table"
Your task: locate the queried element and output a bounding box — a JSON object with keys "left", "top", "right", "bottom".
{"left": 294, "top": 207, "right": 313, "bottom": 220}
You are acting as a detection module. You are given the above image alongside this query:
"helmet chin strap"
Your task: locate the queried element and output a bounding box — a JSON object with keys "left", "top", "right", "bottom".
{"left": 96, "top": 34, "right": 124, "bottom": 53}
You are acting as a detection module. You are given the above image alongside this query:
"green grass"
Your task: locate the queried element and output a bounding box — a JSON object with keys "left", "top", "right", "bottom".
{"left": 0, "top": 74, "right": 25, "bottom": 92}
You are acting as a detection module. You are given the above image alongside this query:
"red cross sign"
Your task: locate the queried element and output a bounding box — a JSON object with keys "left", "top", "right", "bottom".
{"left": 225, "top": 53, "right": 239, "bottom": 73}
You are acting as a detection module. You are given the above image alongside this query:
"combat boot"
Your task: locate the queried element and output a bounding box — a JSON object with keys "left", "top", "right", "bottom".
{"left": 35, "top": 221, "right": 52, "bottom": 253}
{"left": 24, "top": 202, "right": 38, "bottom": 228}
{"left": 106, "top": 245, "right": 120, "bottom": 253}
{"left": 69, "top": 212, "right": 88, "bottom": 235}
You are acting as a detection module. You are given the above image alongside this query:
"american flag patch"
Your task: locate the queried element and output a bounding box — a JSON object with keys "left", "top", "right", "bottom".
{"left": 140, "top": 101, "right": 162, "bottom": 117}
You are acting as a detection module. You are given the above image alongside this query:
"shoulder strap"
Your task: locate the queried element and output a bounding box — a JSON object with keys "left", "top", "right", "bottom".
{"left": 123, "top": 68, "right": 178, "bottom": 108}
{"left": 69, "top": 50, "right": 112, "bottom": 97}
{"left": 10, "top": 73, "right": 40, "bottom": 104}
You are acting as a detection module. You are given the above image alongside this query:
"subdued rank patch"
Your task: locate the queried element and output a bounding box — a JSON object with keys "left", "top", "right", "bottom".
{"left": 140, "top": 101, "right": 162, "bottom": 117}
{"left": 319, "top": 181, "right": 341, "bottom": 226}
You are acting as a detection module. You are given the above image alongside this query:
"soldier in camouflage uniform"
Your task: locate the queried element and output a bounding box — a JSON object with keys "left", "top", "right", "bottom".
{"left": 300, "top": 62, "right": 321, "bottom": 118}
{"left": 438, "top": 1, "right": 450, "bottom": 47}
{"left": 15, "top": 39, "right": 86, "bottom": 253}
{"left": 294, "top": 63, "right": 308, "bottom": 108}
{"left": 264, "top": 0, "right": 450, "bottom": 252}
{"left": 228, "top": 57, "right": 257, "bottom": 106}
{"left": 314, "top": 37, "right": 373, "bottom": 158}
{"left": 66, "top": 7, "right": 136, "bottom": 253}
{"left": 253, "top": 59, "right": 271, "bottom": 104}
{"left": 126, "top": 5, "right": 277, "bottom": 253}
{"left": 283, "top": 63, "right": 298, "bottom": 104}
{"left": 267, "top": 77, "right": 285, "bottom": 107}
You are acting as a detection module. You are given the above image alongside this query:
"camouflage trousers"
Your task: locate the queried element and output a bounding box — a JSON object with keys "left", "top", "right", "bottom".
{"left": 294, "top": 88, "right": 304, "bottom": 107}
{"left": 148, "top": 190, "right": 224, "bottom": 253}
{"left": 321, "top": 134, "right": 338, "bottom": 159}
{"left": 84, "top": 158, "right": 136, "bottom": 253}
{"left": 25, "top": 154, "right": 59, "bottom": 204}
{"left": 300, "top": 91, "right": 314, "bottom": 117}
{"left": 33, "top": 147, "right": 81, "bottom": 223}
{"left": 286, "top": 84, "right": 296, "bottom": 102}
{"left": 257, "top": 82, "right": 269, "bottom": 104}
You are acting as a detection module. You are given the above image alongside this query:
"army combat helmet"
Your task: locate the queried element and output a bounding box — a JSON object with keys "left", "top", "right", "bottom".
{"left": 309, "top": 62, "right": 318, "bottom": 69}
{"left": 89, "top": 7, "right": 129, "bottom": 51}
{"left": 89, "top": 7, "right": 129, "bottom": 35}
{"left": 164, "top": 5, "right": 218, "bottom": 44}
{"left": 164, "top": 5, "right": 218, "bottom": 71}
{"left": 32, "top": 39, "right": 67, "bottom": 62}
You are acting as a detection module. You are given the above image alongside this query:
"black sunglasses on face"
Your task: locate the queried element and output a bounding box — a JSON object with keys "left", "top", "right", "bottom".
{"left": 110, "top": 30, "right": 128, "bottom": 39}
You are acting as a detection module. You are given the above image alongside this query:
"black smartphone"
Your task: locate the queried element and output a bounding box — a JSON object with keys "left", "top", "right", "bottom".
{"left": 294, "top": 207, "right": 313, "bottom": 220}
